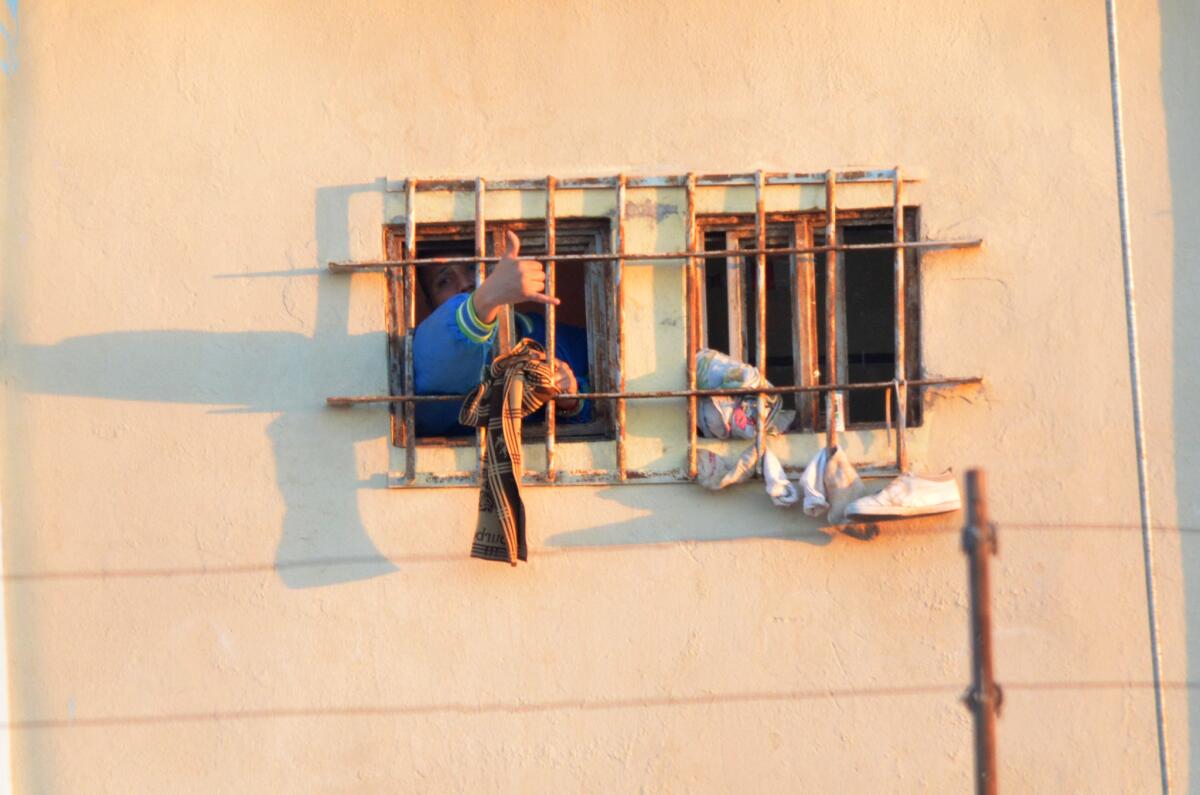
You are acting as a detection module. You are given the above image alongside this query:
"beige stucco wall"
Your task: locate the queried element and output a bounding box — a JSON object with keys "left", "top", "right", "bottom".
{"left": 2, "top": 1, "right": 1197, "bottom": 792}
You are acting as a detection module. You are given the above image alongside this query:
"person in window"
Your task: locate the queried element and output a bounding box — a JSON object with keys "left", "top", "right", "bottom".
{"left": 413, "top": 230, "right": 591, "bottom": 436}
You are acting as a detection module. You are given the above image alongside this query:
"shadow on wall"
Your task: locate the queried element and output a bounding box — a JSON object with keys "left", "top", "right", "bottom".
{"left": 544, "top": 481, "right": 835, "bottom": 549}
{"left": 12, "top": 183, "right": 398, "bottom": 588}
{"left": 1162, "top": 0, "right": 1200, "bottom": 781}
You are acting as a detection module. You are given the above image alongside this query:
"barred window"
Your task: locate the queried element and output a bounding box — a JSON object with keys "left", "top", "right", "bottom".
{"left": 328, "top": 170, "right": 982, "bottom": 488}
{"left": 698, "top": 208, "right": 921, "bottom": 431}
{"left": 385, "top": 219, "right": 618, "bottom": 445}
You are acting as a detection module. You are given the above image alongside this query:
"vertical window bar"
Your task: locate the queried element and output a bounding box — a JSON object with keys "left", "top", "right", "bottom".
{"left": 385, "top": 263, "right": 404, "bottom": 447}
{"left": 726, "top": 230, "right": 745, "bottom": 361}
{"left": 885, "top": 381, "right": 894, "bottom": 448}
{"left": 403, "top": 178, "right": 418, "bottom": 483}
{"left": 544, "top": 176, "right": 558, "bottom": 482}
{"left": 790, "top": 219, "right": 819, "bottom": 430}
{"left": 754, "top": 170, "right": 768, "bottom": 469}
{"left": 893, "top": 168, "right": 909, "bottom": 471}
{"left": 824, "top": 170, "right": 839, "bottom": 449}
{"left": 404, "top": 179, "right": 418, "bottom": 329}
{"left": 474, "top": 177, "right": 487, "bottom": 483}
{"left": 496, "top": 223, "right": 515, "bottom": 353}
{"left": 614, "top": 173, "right": 628, "bottom": 480}
{"left": 685, "top": 173, "right": 699, "bottom": 480}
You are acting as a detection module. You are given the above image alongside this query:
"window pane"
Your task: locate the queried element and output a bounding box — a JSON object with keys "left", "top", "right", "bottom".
{"left": 407, "top": 222, "right": 610, "bottom": 441}
{"left": 744, "top": 251, "right": 797, "bottom": 398}
{"left": 842, "top": 224, "right": 896, "bottom": 424}
{"left": 701, "top": 214, "right": 913, "bottom": 432}
{"left": 702, "top": 231, "right": 730, "bottom": 355}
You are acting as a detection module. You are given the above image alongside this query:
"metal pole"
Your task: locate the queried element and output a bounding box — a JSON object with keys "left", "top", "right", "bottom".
{"left": 1104, "top": 2, "right": 1170, "bottom": 791}
{"left": 963, "top": 469, "right": 999, "bottom": 795}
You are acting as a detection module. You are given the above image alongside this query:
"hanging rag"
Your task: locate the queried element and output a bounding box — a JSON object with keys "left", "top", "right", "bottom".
{"left": 799, "top": 445, "right": 867, "bottom": 524}
{"left": 695, "top": 348, "right": 783, "bottom": 439}
{"left": 459, "top": 339, "right": 559, "bottom": 565}
{"left": 697, "top": 446, "right": 798, "bottom": 506}
{"left": 693, "top": 348, "right": 797, "bottom": 506}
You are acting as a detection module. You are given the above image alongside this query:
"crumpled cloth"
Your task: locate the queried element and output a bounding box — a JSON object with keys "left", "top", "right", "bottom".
{"left": 697, "top": 446, "right": 798, "bottom": 506}
{"left": 696, "top": 348, "right": 781, "bottom": 439}
{"left": 799, "top": 445, "right": 867, "bottom": 524}
{"left": 693, "top": 349, "right": 797, "bottom": 505}
{"left": 459, "top": 339, "right": 559, "bottom": 565}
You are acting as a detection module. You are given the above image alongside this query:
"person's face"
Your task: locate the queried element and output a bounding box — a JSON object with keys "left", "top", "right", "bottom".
{"left": 424, "top": 263, "right": 475, "bottom": 309}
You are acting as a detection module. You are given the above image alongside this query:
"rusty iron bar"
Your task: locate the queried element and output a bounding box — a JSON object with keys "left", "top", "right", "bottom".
{"left": 394, "top": 462, "right": 912, "bottom": 489}
{"left": 403, "top": 179, "right": 418, "bottom": 328}
{"left": 754, "top": 170, "right": 768, "bottom": 469}
{"left": 790, "top": 219, "right": 818, "bottom": 431}
{"left": 494, "top": 226, "right": 515, "bottom": 353}
{"left": 885, "top": 381, "right": 893, "bottom": 448}
{"left": 385, "top": 259, "right": 404, "bottom": 448}
{"left": 545, "top": 176, "right": 558, "bottom": 482}
{"left": 474, "top": 178, "right": 487, "bottom": 483}
{"left": 403, "top": 330, "right": 416, "bottom": 484}
{"left": 387, "top": 169, "right": 922, "bottom": 193}
{"left": 403, "top": 180, "right": 418, "bottom": 484}
{"left": 824, "top": 171, "right": 839, "bottom": 449}
{"left": 962, "top": 469, "right": 1000, "bottom": 795}
{"left": 685, "top": 173, "right": 699, "bottom": 480}
{"left": 327, "top": 376, "right": 982, "bottom": 406}
{"left": 725, "top": 230, "right": 745, "bottom": 361}
{"left": 614, "top": 174, "right": 628, "bottom": 481}
{"left": 328, "top": 238, "right": 982, "bottom": 273}
{"left": 893, "top": 169, "right": 909, "bottom": 471}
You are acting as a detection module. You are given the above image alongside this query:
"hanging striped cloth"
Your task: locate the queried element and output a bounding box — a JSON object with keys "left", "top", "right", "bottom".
{"left": 458, "top": 339, "right": 560, "bottom": 565}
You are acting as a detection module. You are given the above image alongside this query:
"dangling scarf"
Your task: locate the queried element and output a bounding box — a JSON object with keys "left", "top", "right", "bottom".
{"left": 458, "top": 339, "right": 560, "bottom": 565}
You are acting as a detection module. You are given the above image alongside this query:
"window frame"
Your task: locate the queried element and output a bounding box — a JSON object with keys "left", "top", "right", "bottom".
{"left": 384, "top": 218, "right": 619, "bottom": 448}
{"left": 695, "top": 206, "right": 922, "bottom": 432}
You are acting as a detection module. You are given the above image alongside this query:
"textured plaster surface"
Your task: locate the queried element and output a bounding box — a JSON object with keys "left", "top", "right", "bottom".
{"left": 0, "top": 1, "right": 1196, "bottom": 792}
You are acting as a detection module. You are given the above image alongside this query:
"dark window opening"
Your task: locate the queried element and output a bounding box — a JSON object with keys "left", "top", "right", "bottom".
{"left": 703, "top": 224, "right": 798, "bottom": 403}
{"left": 700, "top": 209, "right": 920, "bottom": 432}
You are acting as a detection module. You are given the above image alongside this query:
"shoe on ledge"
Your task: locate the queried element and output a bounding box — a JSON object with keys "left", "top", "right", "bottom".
{"left": 845, "top": 471, "right": 962, "bottom": 519}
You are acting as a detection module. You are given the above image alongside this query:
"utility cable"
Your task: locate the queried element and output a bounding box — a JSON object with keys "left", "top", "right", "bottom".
{"left": 1103, "top": 1, "right": 1171, "bottom": 791}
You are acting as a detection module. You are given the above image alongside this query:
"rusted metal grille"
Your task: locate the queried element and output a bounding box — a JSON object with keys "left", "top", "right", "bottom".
{"left": 328, "top": 169, "right": 983, "bottom": 487}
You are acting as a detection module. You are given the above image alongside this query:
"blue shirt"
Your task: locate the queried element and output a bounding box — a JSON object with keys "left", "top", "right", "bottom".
{"left": 413, "top": 292, "right": 592, "bottom": 436}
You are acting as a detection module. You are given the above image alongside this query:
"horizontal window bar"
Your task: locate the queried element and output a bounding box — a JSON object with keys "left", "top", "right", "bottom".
{"left": 385, "top": 169, "right": 923, "bottom": 193}
{"left": 328, "top": 238, "right": 982, "bottom": 272}
{"left": 328, "top": 377, "right": 982, "bottom": 407}
{"left": 391, "top": 464, "right": 911, "bottom": 489}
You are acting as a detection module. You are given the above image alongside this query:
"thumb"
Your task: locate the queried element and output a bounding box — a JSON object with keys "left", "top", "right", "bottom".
{"left": 505, "top": 229, "right": 520, "bottom": 259}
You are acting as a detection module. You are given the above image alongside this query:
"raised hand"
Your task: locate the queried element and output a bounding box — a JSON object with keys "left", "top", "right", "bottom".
{"left": 470, "top": 229, "right": 559, "bottom": 324}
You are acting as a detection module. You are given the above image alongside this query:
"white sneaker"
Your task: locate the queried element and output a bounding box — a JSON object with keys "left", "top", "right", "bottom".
{"left": 845, "top": 471, "right": 961, "bottom": 518}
